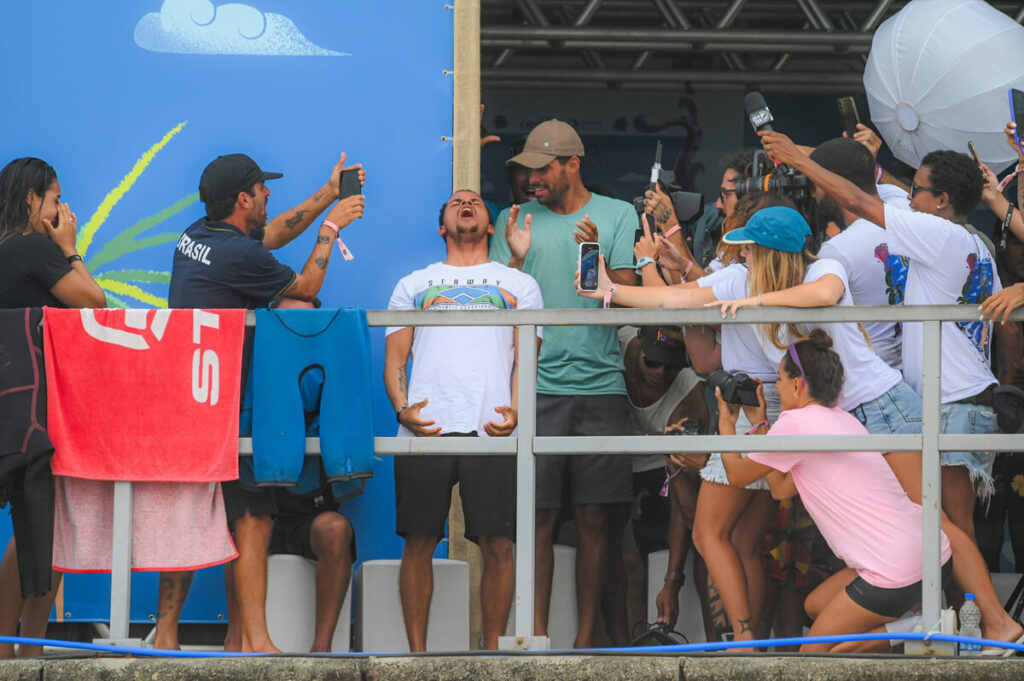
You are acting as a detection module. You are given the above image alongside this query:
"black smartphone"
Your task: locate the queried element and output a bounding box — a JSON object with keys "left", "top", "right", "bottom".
{"left": 667, "top": 419, "right": 705, "bottom": 436}
{"left": 338, "top": 169, "right": 361, "bottom": 199}
{"left": 579, "top": 242, "right": 601, "bottom": 292}
{"left": 837, "top": 96, "right": 861, "bottom": 138}
{"left": 1011, "top": 88, "right": 1024, "bottom": 153}
{"left": 968, "top": 140, "right": 981, "bottom": 165}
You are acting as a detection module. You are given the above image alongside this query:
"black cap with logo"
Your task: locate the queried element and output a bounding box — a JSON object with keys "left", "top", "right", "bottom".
{"left": 199, "top": 154, "right": 283, "bottom": 205}
{"left": 640, "top": 326, "right": 688, "bottom": 368}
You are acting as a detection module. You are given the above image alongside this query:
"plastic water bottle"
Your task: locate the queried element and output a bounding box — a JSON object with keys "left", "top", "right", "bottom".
{"left": 959, "top": 593, "right": 982, "bottom": 656}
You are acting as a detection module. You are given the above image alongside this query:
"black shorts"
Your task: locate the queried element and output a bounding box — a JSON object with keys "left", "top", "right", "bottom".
{"left": 269, "top": 505, "right": 357, "bottom": 564}
{"left": 535, "top": 394, "right": 633, "bottom": 509}
{"left": 222, "top": 480, "right": 278, "bottom": 524}
{"left": 394, "top": 433, "right": 515, "bottom": 543}
{"left": 845, "top": 559, "right": 953, "bottom": 619}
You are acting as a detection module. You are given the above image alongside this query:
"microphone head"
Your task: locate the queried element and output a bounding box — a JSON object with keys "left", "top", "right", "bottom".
{"left": 744, "top": 91, "right": 774, "bottom": 132}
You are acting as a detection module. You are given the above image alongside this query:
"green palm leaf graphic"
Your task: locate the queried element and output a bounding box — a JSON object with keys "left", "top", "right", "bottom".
{"left": 88, "top": 193, "right": 197, "bottom": 271}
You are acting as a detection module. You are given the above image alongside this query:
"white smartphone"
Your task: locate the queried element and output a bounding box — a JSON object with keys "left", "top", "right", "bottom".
{"left": 579, "top": 242, "right": 601, "bottom": 292}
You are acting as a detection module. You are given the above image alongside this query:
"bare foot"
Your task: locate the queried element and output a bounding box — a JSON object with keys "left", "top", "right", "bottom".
{"left": 241, "top": 635, "right": 280, "bottom": 654}
{"left": 982, "top": 618, "right": 1024, "bottom": 652}
{"left": 151, "top": 636, "right": 181, "bottom": 651}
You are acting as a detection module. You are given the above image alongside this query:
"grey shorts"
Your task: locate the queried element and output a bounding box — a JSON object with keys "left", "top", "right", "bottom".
{"left": 535, "top": 394, "right": 633, "bottom": 509}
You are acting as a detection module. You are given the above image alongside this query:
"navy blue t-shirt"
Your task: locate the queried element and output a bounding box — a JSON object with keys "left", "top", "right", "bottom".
{"left": 168, "top": 218, "right": 296, "bottom": 309}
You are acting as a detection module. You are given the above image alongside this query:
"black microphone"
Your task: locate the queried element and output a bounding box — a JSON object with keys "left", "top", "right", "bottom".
{"left": 744, "top": 91, "right": 774, "bottom": 134}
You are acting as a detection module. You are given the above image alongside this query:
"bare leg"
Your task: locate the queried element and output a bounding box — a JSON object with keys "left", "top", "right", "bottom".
{"left": 572, "top": 504, "right": 613, "bottom": 648}
{"left": 731, "top": 490, "right": 775, "bottom": 642}
{"left": 153, "top": 571, "right": 194, "bottom": 650}
{"left": 309, "top": 513, "right": 354, "bottom": 653}
{"left": 691, "top": 482, "right": 756, "bottom": 651}
{"left": 941, "top": 466, "right": 978, "bottom": 539}
{"left": 0, "top": 540, "right": 23, "bottom": 658}
{"left": 534, "top": 508, "right": 559, "bottom": 638}
{"left": 885, "top": 452, "right": 1023, "bottom": 646}
{"left": 222, "top": 562, "right": 241, "bottom": 651}
{"left": 13, "top": 570, "right": 61, "bottom": 658}
{"left": 801, "top": 582, "right": 894, "bottom": 653}
{"left": 477, "top": 535, "right": 514, "bottom": 650}
{"left": 599, "top": 502, "right": 630, "bottom": 646}
{"left": 232, "top": 513, "right": 278, "bottom": 653}
{"left": 771, "top": 588, "right": 807, "bottom": 652}
{"left": 399, "top": 534, "right": 438, "bottom": 652}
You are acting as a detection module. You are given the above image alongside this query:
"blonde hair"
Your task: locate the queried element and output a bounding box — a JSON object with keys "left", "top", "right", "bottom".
{"left": 747, "top": 243, "right": 817, "bottom": 349}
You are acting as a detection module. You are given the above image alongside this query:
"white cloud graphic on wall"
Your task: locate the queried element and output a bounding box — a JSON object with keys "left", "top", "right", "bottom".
{"left": 134, "top": 0, "right": 348, "bottom": 56}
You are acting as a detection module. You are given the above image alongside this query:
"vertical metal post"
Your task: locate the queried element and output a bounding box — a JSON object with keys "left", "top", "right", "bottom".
{"left": 920, "top": 321, "right": 943, "bottom": 639}
{"left": 514, "top": 325, "right": 537, "bottom": 638}
{"left": 107, "top": 481, "right": 134, "bottom": 643}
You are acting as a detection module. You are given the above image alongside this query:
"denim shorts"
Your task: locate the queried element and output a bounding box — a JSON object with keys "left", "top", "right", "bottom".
{"left": 940, "top": 401, "right": 998, "bottom": 499}
{"left": 701, "top": 383, "right": 780, "bottom": 492}
{"left": 849, "top": 381, "right": 922, "bottom": 436}
{"left": 851, "top": 381, "right": 998, "bottom": 497}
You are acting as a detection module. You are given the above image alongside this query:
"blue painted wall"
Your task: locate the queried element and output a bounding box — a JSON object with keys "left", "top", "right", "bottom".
{"left": 0, "top": 0, "right": 452, "bottom": 622}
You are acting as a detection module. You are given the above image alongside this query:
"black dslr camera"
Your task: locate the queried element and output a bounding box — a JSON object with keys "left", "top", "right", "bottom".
{"left": 708, "top": 370, "right": 760, "bottom": 407}
{"left": 734, "top": 150, "right": 811, "bottom": 201}
{"left": 666, "top": 419, "right": 705, "bottom": 436}
{"left": 632, "top": 141, "right": 704, "bottom": 227}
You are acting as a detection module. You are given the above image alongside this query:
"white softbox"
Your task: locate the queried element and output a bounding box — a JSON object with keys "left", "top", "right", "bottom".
{"left": 864, "top": 0, "right": 1024, "bottom": 171}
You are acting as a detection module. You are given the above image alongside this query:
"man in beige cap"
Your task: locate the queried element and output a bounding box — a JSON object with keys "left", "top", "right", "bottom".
{"left": 490, "top": 119, "right": 638, "bottom": 647}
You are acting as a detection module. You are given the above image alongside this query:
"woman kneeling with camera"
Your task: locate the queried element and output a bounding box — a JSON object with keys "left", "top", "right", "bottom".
{"left": 720, "top": 329, "right": 952, "bottom": 653}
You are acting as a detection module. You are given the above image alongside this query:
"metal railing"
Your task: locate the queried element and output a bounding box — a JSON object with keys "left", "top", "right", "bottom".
{"left": 105, "top": 304, "right": 1024, "bottom": 652}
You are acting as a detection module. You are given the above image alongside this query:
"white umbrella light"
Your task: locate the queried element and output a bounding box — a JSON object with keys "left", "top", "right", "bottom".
{"left": 864, "top": 0, "right": 1024, "bottom": 171}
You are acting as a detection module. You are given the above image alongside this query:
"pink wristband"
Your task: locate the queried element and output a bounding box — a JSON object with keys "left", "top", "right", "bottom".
{"left": 682, "top": 259, "right": 694, "bottom": 279}
{"left": 322, "top": 220, "right": 354, "bottom": 261}
{"left": 875, "top": 164, "right": 883, "bottom": 183}
{"left": 745, "top": 420, "right": 769, "bottom": 435}
{"left": 604, "top": 283, "right": 618, "bottom": 309}
{"left": 662, "top": 224, "right": 681, "bottom": 239}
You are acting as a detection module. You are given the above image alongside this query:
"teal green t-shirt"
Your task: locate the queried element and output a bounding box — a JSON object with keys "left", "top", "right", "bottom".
{"left": 490, "top": 194, "right": 638, "bottom": 395}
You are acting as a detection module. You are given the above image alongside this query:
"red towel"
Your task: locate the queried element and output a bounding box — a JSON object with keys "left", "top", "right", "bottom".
{"left": 44, "top": 308, "right": 244, "bottom": 482}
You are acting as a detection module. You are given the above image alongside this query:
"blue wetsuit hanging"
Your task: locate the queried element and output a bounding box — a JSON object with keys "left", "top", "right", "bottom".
{"left": 250, "top": 308, "right": 374, "bottom": 485}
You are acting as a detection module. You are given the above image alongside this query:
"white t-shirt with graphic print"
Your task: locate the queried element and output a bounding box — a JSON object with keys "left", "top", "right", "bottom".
{"left": 754, "top": 258, "right": 903, "bottom": 412}
{"left": 882, "top": 205, "right": 1000, "bottom": 402}
{"left": 387, "top": 261, "right": 543, "bottom": 436}
{"left": 817, "top": 218, "right": 905, "bottom": 369}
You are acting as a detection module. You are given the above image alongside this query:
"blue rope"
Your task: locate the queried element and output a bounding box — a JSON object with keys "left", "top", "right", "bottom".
{"left": 1, "top": 632, "right": 1021, "bottom": 657}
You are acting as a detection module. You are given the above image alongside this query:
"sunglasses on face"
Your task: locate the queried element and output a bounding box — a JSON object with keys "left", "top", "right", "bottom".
{"left": 909, "top": 183, "right": 942, "bottom": 198}
{"left": 642, "top": 355, "right": 679, "bottom": 370}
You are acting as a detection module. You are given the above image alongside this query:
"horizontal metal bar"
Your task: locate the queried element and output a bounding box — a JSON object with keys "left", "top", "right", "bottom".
{"left": 484, "top": 80, "right": 867, "bottom": 94}
{"left": 938, "top": 434, "right": 1024, "bottom": 453}
{"left": 240, "top": 433, "right": 1024, "bottom": 456}
{"left": 365, "top": 305, "right": 1024, "bottom": 328}
{"left": 534, "top": 434, "right": 925, "bottom": 453}
{"left": 482, "top": 39, "right": 869, "bottom": 53}
{"left": 480, "top": 26, "right": 875, "bottom": 45}
{"left": 481, "top": 68, "right": 865, "bottom": 85}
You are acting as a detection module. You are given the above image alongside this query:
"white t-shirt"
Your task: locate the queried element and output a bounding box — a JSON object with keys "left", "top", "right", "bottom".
{"left": 883, "top": 205, "right": 1001, "bottom": 402}
{"left": 699, "top": 264, "right": 778, "bottom": 382}
{"left": 617, "top": 326, "right": 703, "bottom": 472}
{"left": 386, "top": 261, "right": 544, "bottom": 436}
{"left": 753, "top": 259, "right": 903, "bottom": 412}
{"left": 817, "top": 218, "right": 904, "bottom": 369}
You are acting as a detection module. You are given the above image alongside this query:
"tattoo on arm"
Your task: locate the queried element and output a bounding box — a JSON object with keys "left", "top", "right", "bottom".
{"left": 314, "top": 257, "right": 328, "bottom": 270}
{"left": 313, "top": 190, "right": 323, "bottom": 202}
{"left": 398, "top": 366, "right": 408, "bottom": 399}
{"left": 317, "top": 235, "right": 331, "bottom": 244}
{"left": 285, "top": 209, "right": 306, "bottom": 230}
{"left": 655, "top": 205, "right": 672, "bottom": 227}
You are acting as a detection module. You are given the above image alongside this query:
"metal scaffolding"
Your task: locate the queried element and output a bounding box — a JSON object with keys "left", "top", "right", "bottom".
{"left": 480, "top": 0, "right": 1024, "bottom": 93}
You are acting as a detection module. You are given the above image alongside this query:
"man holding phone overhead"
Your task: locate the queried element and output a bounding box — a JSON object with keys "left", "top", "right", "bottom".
{"left": 490, "top": 119, "right": 638, "bottom": 648}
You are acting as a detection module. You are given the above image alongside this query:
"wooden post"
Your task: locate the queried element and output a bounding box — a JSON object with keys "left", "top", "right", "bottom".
{"left": 449, "top": 0, "right": 485, "bottom": 650}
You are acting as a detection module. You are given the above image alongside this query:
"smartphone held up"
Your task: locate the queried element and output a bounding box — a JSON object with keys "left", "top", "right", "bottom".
{"left": 579, "top": 242, "right": 601, "bottom": 292}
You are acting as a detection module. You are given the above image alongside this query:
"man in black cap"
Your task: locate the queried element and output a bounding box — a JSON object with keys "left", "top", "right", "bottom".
{"left": 619, "top": 326, "right": 707, "bottom": 633}
{"left": 163, "top": 152, "right": 364, "bottom": 652}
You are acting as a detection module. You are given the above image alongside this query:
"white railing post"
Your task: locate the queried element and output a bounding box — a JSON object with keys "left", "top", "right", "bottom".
{"left": 96, "top": 480, "right": 142, "bottom": 646}
{"left": 513, "top": 324, "right": 537, "bottom": 641}
{"left": 920, "top": 320, "right": 944, "bottom": 642}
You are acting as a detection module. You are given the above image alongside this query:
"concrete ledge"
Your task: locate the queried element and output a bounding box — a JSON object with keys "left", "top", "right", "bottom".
{"left": 1, "top": 654, "right": 1022, "bottom": 681}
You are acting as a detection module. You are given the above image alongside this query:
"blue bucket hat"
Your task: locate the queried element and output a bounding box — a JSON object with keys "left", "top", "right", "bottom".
{"left": 721, "top": 206, "right": 811, "bottom": 253}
